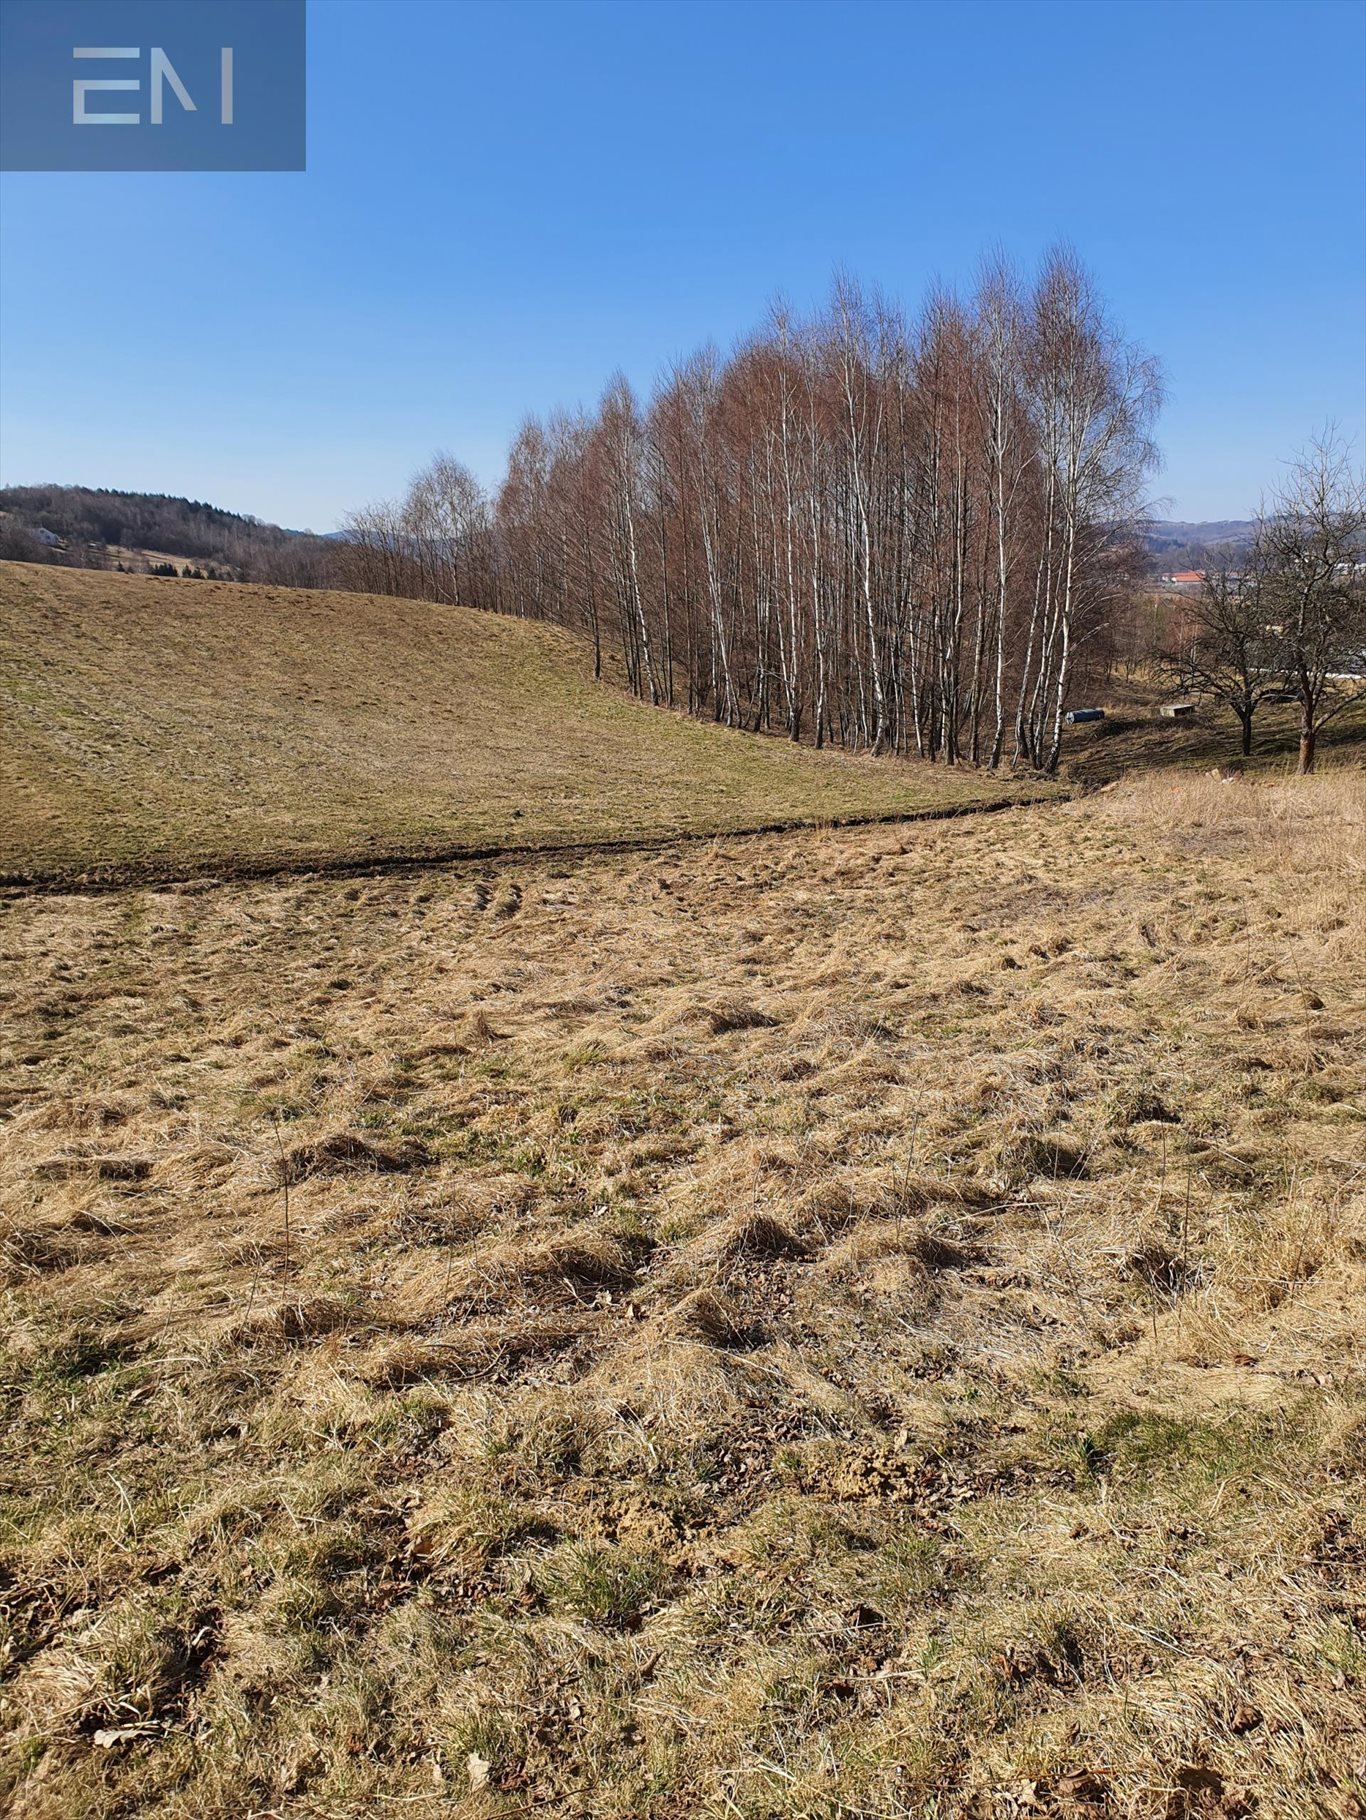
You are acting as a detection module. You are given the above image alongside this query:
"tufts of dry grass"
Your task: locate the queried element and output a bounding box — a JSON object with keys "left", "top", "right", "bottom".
{"left": 0, "top": 769, "right": 1363, "bottom": 1817}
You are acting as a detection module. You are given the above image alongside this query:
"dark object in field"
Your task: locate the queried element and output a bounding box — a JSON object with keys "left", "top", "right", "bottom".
{"left": 1064, "top": 708, "right": 1106, "bottom": 724}
{"left": 273, "top": 1130, "right": 435, "bottom": 1186}
{"left": 1160, "top": 702, "right": 1196, "bottom": 719}
{"left": 32, "top": 1153, "right": 152, "bottom": 1182}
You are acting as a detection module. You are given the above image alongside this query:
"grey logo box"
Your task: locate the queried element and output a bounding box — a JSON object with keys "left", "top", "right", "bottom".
{"left": 1, "top": 0, "right": 306, "bottom": 171}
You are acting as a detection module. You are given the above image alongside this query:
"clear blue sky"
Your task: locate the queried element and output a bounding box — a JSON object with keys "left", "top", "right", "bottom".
{"left": 2, "top": 0, "right": 1363, "bottom": 530}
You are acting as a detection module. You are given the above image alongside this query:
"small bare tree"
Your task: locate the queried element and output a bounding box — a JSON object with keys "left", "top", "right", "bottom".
{"left": 1258, "top": 432, "right": 1365, "bottom": 773}
{"left": 1169, "top": 551, "right": 1280, "bottom": 755}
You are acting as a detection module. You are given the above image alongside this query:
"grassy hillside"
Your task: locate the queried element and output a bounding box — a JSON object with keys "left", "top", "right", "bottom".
{"left": 1, "top": 774, "right": 1362, "bottom": 1817}
{"left": 0, "top": 563, "right": 1035, "bottom": 885}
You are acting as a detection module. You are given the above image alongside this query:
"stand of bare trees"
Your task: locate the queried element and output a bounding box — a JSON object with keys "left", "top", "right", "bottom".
{"left": 341, "top": 248, "right": 1162, "bottom": 773}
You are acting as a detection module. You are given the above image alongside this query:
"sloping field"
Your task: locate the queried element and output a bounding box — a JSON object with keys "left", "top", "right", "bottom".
{"left": 1060, "top": 690, "right": 1366, "bottom": 789}
{"left": 0, "top": 564, "right": 1032, "bottom": 885}
{"left": 1, "top": 773, "right": 1363, "bottom": 1817}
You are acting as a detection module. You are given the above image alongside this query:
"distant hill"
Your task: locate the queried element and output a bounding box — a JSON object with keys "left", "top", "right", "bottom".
{"left": 0, "top": 483, "right": 336, "bottom": 585}
{"left": 1142, "top": 519, "right": 1256, "bottom": 568}
{"left": 0, "top": 562, "right": 1035, "bottom": 885}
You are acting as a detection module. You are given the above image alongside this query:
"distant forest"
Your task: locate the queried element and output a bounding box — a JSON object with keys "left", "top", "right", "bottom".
{"left": 1145, "top": 519, "right": 1256, "bottom": 570}
{"left": 0, "top": 485, "right": 336, "bottom": 586}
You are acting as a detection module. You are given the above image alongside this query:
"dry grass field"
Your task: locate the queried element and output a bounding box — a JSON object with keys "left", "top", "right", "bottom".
{"left": 0, "top": 564, "right": 1037, "bottom": 887}
{"left": 2, "top": 767, "right": 1364, "bottom": 1819}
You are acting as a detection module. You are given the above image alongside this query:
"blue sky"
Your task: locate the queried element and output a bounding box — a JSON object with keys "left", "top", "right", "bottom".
{"left": 1, "top": 0, "right": 1363, "bottom": 530}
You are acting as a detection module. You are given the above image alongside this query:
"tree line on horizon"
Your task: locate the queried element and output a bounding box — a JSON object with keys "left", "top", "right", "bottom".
{"left": 340, "top": 248, "right": 1163, "bottom": 773}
